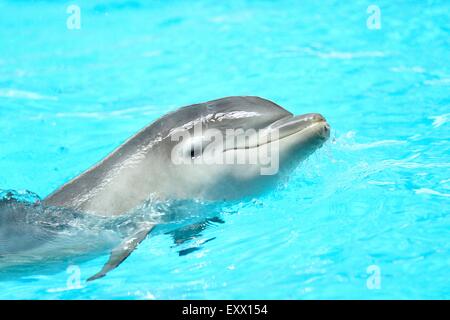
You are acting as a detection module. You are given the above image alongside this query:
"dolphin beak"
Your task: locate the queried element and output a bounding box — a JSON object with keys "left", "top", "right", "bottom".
{"left": 268, "top": 113, "right": 330, "bottom": 140}
{"left": 223, "top": 113, "right": 330, "bottom": 151}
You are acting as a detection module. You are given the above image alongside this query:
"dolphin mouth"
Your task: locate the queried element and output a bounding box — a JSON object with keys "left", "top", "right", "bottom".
{"left": 267, "top": 113, "right": 330, "bottom": 141}
{"left": 224, "top": 113, "right": 330, "bottom": 151}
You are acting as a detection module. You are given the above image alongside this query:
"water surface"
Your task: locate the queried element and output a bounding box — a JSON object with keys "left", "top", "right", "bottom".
{"left": 0, "top": 0, "right": 449, "bottom": 299}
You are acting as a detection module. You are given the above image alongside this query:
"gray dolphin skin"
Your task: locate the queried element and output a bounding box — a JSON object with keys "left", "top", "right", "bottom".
{"left": 2, "top": 96, "right": 330, "bottom": 281}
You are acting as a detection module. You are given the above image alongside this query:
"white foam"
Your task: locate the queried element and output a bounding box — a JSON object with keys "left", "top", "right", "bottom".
{"left": 0, "top": 88, "right": 57, "bottom": 101}
{"left": 415, "top": 188, "right": 450, "bottom": 197}
{"left": 424, "top": 78, "right": 450, "bottom": 86}
{"left": 429, "top": 113, "right": 450, "bottom": 128}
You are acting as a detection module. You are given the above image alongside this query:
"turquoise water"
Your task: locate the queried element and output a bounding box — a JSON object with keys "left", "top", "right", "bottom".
{"left": 0, "top": 0, "right": 449, "bottom": 299}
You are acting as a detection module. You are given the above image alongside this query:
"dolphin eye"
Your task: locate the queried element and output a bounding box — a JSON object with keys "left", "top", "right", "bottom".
{"left": 189, "top": 145, "right": 202, "bottom": 158}
{"left": 185, "top": 138, "right": 207, "bottom": 159}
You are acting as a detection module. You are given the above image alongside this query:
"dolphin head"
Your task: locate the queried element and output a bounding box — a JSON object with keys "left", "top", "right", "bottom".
{"left": 43, "top": 96, "right": 330, "bottom": 215}
{"left": 153, "top": 96, "right": 330, "bottom": 200}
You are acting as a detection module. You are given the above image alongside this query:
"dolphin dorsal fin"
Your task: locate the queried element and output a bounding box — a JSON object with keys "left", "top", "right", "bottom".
{"left": 87, "top": 223, "right": 155, "bottom": 281}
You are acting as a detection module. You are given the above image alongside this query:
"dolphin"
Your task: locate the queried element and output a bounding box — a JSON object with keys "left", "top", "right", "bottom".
{"left": 1, "top": 96, "right": 330, "bottom": 281}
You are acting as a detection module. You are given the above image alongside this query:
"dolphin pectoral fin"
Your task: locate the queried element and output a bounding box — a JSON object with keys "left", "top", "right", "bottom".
{"left": 87, "top": 223, "right": 155, "bottom": 282}
{"left": 166, "top": 217, "right": 224, "bottom": 256}
{"left": 168, "top": 216, "right": 224, "bottom": 245}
